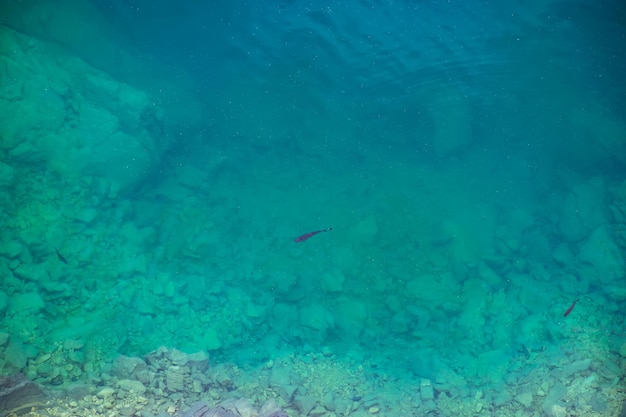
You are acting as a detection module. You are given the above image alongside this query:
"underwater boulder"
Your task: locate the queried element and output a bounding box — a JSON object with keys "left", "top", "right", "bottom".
{"left": 0, "top": 373, "right": 46, "bottom": 416}
{"left": 0, "top": 26, "right": 171, "bottom": 193}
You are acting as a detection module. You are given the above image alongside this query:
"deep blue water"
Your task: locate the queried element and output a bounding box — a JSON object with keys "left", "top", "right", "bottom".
{"left": 1, "top": 0, "right": 625, "bottom": 414}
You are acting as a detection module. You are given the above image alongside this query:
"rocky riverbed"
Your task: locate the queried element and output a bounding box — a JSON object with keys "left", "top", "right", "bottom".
{"left": 2, "top": 341, "right": 625, "bottom": 417}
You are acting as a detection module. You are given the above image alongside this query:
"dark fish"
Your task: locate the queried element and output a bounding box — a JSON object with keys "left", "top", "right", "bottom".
{"left": 54, "top": 247, "right": 68, "bottom": 264}
{"left": 294, "top": 227, "right": 332, "bottom": 243}
{"left": 563, "top": 299, "right": 579, "bottom": 317}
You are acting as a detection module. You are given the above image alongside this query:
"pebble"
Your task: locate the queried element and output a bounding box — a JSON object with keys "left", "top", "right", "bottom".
{"left": 368, "top": 406, "right": 380, "bottom": 414}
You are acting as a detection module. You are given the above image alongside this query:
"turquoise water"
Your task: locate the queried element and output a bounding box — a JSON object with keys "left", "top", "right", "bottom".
{"left": 1, "top": 1, "right": 625, "bottom": 416}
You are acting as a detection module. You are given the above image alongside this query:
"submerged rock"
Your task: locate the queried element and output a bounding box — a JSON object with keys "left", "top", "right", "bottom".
{"left": 4, "top": 341, "right": 30, "bottom": 370}
{"left": 178, "top": 400, "right": 288, "bottom": 417}
{"left": 201, "top": 328, "right": 223, "bottom": 351}
{"left": 515, "top": 391, "right": 533, "bottom": 408}
{"left": 0, "top": 240, "right": 22, "bottom": 259}
{"left": 258, "top": 399, "right": 288, "bottom": 417}
{"left": 0, "top": 161, "right": 16, "bottom": 188}
{"left": 166, "top": 365, "right": 186, "bottom": 393}
{"left": 0, "top": 26, "right": 176, "bottom": 193}
{"left": 294, "top": 395, "right": 317, "bottom": 416}
{"left": 96, "top": 387, "right": 115, "bottom": 398}
{"left": 113, "top": 355, "right": 147, "bottom": 379}
{"left": 187, "top": 351, "right": 210, "bottom": 373}
{"left": 542, "top": 383, "right": 567, "bottom": 416}
{"left": 419, "top": 378, "right": 434, "bottom": 401}
{"left": 578, "top": 225, "right": 624, "bottom": 284}
{"left": 169, "top": 348, "right": 190, "bottom": 366}
{"left": 562, "top": 359, "right": 592, "bottom": 378}
{"left": 0, "top": 373, "right": 47, "bottom": 415}
{"left": 9, "top": 291, "right": 45, "bottom": 313}
{"left": 0, "top": 294, "right": 8, "bottom": 317}
{"left": 117, "top": 379, "right": 146, "bottom": 394}
{"left": 0, "top": 332, "right": 9, "bottom": 347}
{"left": 179, "top": 402, "right": 237, "bottom": 417}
